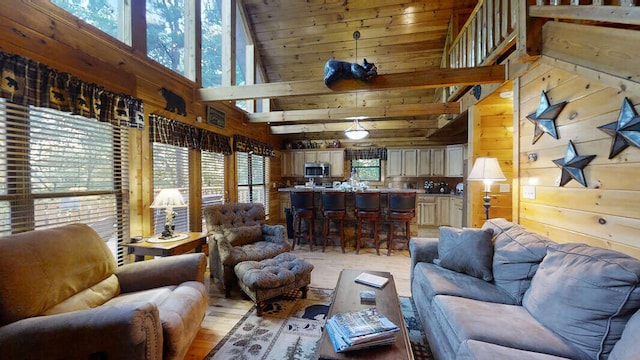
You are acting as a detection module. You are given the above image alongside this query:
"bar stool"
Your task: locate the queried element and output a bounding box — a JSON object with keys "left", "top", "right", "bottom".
{"left": 291, "top": 191, "right": 315, "bottom": 251}
{"left": 354, "top": 192, "right": 381, "bottom": 255}
{"left": 321, "top": 191, "right": 347, "bottom": 253}
{"left": 388, "top": 192, "right": 416, "bottom": 256}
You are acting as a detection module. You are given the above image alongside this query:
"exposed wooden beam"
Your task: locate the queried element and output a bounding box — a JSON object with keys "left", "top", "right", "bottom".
{"left": 199, "top": 65, "right": 505, "bottom": 101}
{"left": 269, "top": 119, "right": 439, "bottom": 135}
{"left": 248, "top": 102, "right": 460, "bottom": 123}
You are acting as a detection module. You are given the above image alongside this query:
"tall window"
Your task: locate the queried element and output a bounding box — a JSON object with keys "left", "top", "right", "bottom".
{"left": 146, "top": 0, "right": 196, "bottom": 80}
{"left": 201, "top": 0, "right": 223, "bottom": 87}
{"left": 0, "top": 99, "right": 129, "bottom": 264}
{"left": 236, "top": 152, "right": 269, "bottom": 215}
{"left": 153, "top": 143, "right": 190, "bottom": 234}
{"left": 51, "top": 0, "right": 131, "bottom": 45}
{"left": 201, "top": 150, "right": 225, "bottom": 230}
{"left": 352, "top": 159, "right": 381, "bottom": 182}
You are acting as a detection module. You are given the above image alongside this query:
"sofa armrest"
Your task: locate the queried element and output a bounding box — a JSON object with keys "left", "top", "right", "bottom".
{"left": 116, "top": 253, "right": 206, "bottom": 293}
{"left": 261, "top": 224, "right": 288, "bottom": 245}
{"left": 409, "top": 237, "right": 439, "bottom": 270}
{"left": 0, "top": 302, "right": 162, "bottom": 360}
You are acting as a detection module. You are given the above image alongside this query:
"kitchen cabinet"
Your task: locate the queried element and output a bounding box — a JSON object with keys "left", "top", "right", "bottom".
{"left": 450, "top": 197, "right": 463, "bottom": 228}
{"left": 387, "top": 149, "right": 418, "bottom": 177}
{"left": 278, "top": 192, "right": 291, "bottom": 222}
{"left": 416, "top": 195, "right": 436, "bottom": 226}
{"left": 446, "top": 145, "right": 464, "bottom": 177}
{"left": 417, "top": 147, "right": 445, "bottom": 176}
{"left": 437, "top": 197, "right": 450, "bottom": 226}
{"left": 431, "top": 147, "right": 445, "bottom": 176}
{"left": 281, "top": 149, "right": 343, "bottom": 178}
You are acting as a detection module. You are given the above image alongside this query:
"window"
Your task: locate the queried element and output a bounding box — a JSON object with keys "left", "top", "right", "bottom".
{"left": 0, "top": 99, "right": 130, "bottom": 265}
{"left": 201, "top": 150, "right": 225, "bottom": 230}
{"left": 236, "top": 152, "right": 269, "bottom": 216}
{"left": 152, "top": 143, "right": 190, "bottom": 234}
{"left": 201, "top": 0, "right": 223, "bottom": 87}
{"left": 352, "top": 159, "right": 381, "bottom": 182}
{"left": 51, "top": 0, "right": 131, "bottom": 45}
{"left": 146, "top": 0, "right": 196, "bottom": 80}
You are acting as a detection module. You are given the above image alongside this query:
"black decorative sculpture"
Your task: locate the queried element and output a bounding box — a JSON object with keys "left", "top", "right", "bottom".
{"left": 552, "top": 140, "right": 596, "bottom": 188}
{"left": 160, "top": 87, "right": 187, "bottom": 116}
{"left": 527, "top": 91, "right": 566, "bottom": 144}
{"left": 598, "top": 97, "right": 640, "bottom": 159}
{"left": 323, "top": 58, "right": 377, "bottom": 88}
{"left": 323, "top": 30, "right": 377, "bottom": 88}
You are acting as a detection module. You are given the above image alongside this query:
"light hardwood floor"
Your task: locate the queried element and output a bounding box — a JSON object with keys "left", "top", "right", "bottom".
{"left": 184, "top": 246, "right": 413, "bottom": 359}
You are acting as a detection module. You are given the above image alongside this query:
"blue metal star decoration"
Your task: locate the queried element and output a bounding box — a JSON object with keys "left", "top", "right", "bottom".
{"left": 552, "top": 140, "right": 596, "bottom": 187}
{"left": 598, "top": 97, "right": 640, "bottom": 159}
{"left": 526, "top": 91, "right": 567, "bottom": 144}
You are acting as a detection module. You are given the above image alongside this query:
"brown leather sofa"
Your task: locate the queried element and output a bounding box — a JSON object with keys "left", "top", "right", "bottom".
{"left": 0, "top": 224, "right": 208, "bottom": 360}
{"left": 204, "top": 203, "right": 291, "bottom": 296}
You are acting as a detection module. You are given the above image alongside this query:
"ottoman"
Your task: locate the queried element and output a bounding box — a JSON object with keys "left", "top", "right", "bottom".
{"left": 234, "top": 252, "right": 314, "bottom": 315}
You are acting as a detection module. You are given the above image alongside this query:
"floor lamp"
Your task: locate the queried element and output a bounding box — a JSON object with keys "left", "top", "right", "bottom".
{"left": 467, "top": 157, "right": 506, "bottom": 220}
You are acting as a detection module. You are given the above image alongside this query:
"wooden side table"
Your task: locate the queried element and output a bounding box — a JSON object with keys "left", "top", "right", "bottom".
{"left": 123, "top": 232, "right": 208, "bottom": 262}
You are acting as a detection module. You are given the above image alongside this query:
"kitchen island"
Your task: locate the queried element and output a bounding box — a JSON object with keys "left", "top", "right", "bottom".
{"left": 277, "top": 187, "right": 460, "bottom": 252}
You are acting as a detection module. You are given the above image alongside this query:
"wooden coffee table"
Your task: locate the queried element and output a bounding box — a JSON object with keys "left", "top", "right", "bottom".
{"left": 122, "top": 232, "right": 208, "bottom": 262}
{"left": 317, "top": 269, "right": 413, "bottom": 360}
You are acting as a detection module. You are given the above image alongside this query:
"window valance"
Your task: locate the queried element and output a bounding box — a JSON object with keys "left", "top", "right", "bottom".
{"left": 233, "top": 135, "right": 274, "bottom": 157}
{"left": 149, "top": 114, "right": 232, "bottom": 155}
{"left": 344, "top": 148, "right": 387, "bottom": 161}
{"left": 0, "top": 51, "right": 143, "bottom": 128}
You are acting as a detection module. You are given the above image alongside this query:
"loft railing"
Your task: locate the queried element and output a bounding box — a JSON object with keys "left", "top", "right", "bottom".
{"left": 438, "top": 0, "right": 638, "bottom": 103}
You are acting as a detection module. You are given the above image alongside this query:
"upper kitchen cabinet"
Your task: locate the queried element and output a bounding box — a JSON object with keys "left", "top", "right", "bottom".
{"left": 445, "top": 145, "right": 465, "bottom": 177}
{"left": 387, "top": 149, "right": 417, "bottom": 177}
{"left": 281, "top": 149, "right": 344, "bottom": 178}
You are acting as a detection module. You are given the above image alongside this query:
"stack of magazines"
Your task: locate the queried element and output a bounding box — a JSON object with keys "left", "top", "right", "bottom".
{"left": 325, "top": 307, "right": 400, "bottom": 352}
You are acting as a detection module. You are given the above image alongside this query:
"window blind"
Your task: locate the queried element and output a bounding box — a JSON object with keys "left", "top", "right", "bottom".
{"left": 236, "top": 152, "right": 269, "bottom": 216}
{"left": 201, "top": 150, "right": 225, "bottom": 231}
{"left": 152, "top": 143, "right": 190, "bottom": 234}
{"left": 0, "top": 99, "right": 130, "bottom": 265}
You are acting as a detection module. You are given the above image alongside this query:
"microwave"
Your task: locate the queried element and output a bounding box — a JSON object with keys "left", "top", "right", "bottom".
{"left": 304, "top": 162, "right": 330, "bottom": 178}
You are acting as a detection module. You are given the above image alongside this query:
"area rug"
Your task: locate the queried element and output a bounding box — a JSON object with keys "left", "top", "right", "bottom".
{"left": 204, "top": 287, "right": 432, "bottom": 360}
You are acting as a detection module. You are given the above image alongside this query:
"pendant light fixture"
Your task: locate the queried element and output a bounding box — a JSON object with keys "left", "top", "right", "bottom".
{"left": 344, "top": 30, "right": 369, "bottom": 140}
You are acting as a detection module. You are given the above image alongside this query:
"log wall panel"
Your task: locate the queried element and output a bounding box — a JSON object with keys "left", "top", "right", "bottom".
{"left": 517, "top": 61, "right": 640, "bottom": 256}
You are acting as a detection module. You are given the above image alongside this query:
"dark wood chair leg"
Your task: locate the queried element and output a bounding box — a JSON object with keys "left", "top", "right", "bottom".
{"left": 309, "top": 218, "right": 314, "bottom": 251}
{"left": 388, "top": 220, "right": 394, "bottom": 256}
{"left": 356, "top": 220, "right": 361, "bottom": 254}
{"left": 323, "top": 218, "right": 328, "bottom": 252}
{"left": 374, "top": 220, "right": 380, "bottom": 256}
{"left": 300, "top": 286, "right": 308, "bottom": 299}
{"left": 340, "top": 219, "right": 345, "bottom": 253}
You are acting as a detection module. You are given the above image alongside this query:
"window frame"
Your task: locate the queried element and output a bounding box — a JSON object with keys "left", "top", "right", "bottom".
{"left": 351, "top": 158, "right": 382, "bottom": 182}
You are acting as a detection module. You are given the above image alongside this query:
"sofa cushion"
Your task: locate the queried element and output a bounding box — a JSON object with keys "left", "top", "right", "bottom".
{"left": 432, "top": 295, "right": 589, "bottom": 360}
{"left": 43, "top": 274, "right": 120, "bottom": 315}
{"left": 482, "top": 218, "right": 553, "bottom": 304}
{"left": 609, "top": 309, "right": 640, "bottom": 360}
{"left": 223, "top": 225, "right": 263, "bottom": 246}
{"left": 457, "top": 340, "right": 573, "bottom": 360}
{"left": 523, "top": 243, "right": 640, "bottom": 360}
{"left": 413, "top": 262, "right": 515, "bottom": 305}
{"left": 230, "top": 240, "right": 292, "bottom": 264}
{"left": 433, "top": 226, "right": 494, "bottom": 281}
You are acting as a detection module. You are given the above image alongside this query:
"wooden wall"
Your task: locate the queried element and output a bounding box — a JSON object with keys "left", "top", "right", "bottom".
{"left": 0, "top": 1, "right": 277, "bottom": 235}
{"left": 515, "top": 62, "right": 640, "bottom": 258}
{"left": 467, "top": 82, "right": 514, "bottom": 228}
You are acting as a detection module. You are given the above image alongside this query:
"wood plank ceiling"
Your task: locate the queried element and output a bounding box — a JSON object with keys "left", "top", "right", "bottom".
{"left": 235, "top": 0, "right": 480, "bottom": 147}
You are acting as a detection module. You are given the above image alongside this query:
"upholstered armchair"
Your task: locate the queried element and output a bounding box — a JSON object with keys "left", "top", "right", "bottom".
{"left": 204, "top": 203, "right": 291, "bottom": 296}
{"left": 0, "top": 223, "right": 208, "bottom": 360}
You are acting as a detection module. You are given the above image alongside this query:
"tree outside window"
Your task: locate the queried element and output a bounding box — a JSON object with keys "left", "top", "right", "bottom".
{"left": 352, "top": 159, "right": 381, "bottom": 182}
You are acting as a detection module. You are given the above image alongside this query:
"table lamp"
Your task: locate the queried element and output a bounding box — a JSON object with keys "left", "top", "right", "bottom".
{"left": 150, "top": 188, "right": 187, "bottom": 239}
{"left": 467, "top": 157, "right": 506, "bottom": 220}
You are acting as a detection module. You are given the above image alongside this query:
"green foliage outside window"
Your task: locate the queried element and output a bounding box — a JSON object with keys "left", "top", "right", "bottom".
{"left": 352, "top": 159, "right": 381, "bottom": 182}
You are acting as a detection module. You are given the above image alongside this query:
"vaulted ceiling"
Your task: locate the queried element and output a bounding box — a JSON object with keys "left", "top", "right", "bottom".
{"left": 217, "top": 1, "right": 488, "bottom": 147}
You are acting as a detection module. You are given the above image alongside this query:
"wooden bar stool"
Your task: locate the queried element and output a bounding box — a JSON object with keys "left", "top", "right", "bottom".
{"left": 354, "top": 192, "right": 381, "bottom": 255}
{"left": 291, "top": 191, "right": 315, "bottom": 251}
{"left": 388, "top": 192, "right": 416, "bottom": 256}
{"left": 321, "top": 191, "right": 347, "bottom": 253}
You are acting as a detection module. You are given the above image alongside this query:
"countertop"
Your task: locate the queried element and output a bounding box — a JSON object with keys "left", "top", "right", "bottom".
{"left": 277, "top": 187, "right": 463, "bottom": 197}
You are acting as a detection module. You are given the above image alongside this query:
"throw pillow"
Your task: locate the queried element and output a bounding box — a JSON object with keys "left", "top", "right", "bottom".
{"left": 433, "top": 226, "right": 494, "bottom": 281}
{"left": 223, "top": 225, "right": 263, "bottom": 246}
{"left": 523, "top": 243, "right": 640, "bottom": 360}
{"left": 482, "top": 219, "right": 553, "bottom": 304}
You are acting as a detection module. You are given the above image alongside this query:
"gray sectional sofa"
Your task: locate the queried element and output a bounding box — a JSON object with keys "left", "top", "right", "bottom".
{"left": 409, "top": 218, "right": 640, "bottom": 360}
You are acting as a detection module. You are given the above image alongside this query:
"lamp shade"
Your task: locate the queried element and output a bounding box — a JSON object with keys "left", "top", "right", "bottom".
{"left": 467, "top": 157, "right": 506, "bottom": 182}
{"left": 150, "top": 188, "right": 187, "bottom": 209}
{"left": 344, "top": 118, "right": 369, "bottom": 140}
